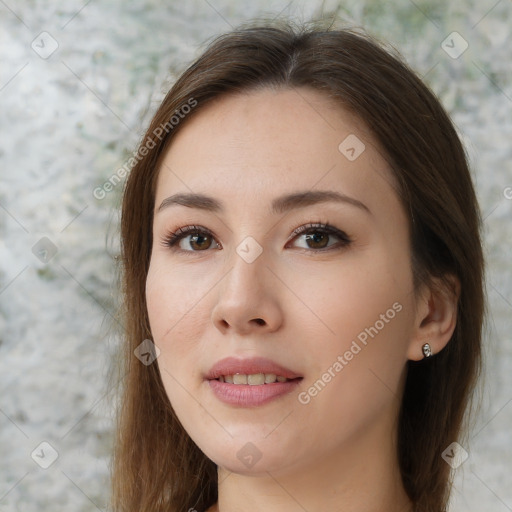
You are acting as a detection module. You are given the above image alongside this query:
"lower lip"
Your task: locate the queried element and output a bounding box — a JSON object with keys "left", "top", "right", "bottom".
{"left": 207, "top": 378, "right": 302, "bottom": 407}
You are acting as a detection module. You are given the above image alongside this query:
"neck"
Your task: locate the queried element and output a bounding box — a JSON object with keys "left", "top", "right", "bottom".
{"left": 212, "top": 413, "right": 413, "bottom": 512}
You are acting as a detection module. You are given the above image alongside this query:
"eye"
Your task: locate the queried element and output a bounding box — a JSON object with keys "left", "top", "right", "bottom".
{"left": 161, "top": 225, "right": 220, "bottom": 252}
{"left": 287, "top": 222, "right": 352, "bottom": 252}
{"left": 160, "top": 222, "right": 352, "bottom": 253}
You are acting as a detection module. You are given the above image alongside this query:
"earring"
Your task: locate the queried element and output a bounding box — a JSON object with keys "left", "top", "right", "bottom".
{"left": 422, "top": 343, "right": 433, "bottom": 358}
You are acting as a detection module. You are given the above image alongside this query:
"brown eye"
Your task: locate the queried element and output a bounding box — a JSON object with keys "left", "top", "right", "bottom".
{"left": 162, "top": 226, "right": 220, "bottom": 252}
{"left": 289, "top": 222, "right": 352, "bottom": 252}
{"left": 304, "top": 231, "right": 330, "bottom": 249}
{"left": 187, "top": 232, "right": 214, "bottom": 251}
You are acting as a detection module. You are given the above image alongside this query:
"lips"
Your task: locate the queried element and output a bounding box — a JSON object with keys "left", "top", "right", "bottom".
{"left": 204, "top": 356, "right": 303, "bottom": 381}
{"left": 205, "top": 356, "right": 303, "bottom": 407}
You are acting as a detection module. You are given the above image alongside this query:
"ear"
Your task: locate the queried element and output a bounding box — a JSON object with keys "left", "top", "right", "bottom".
{"left": 407, "top": 274, "right": 460, "bottom": 361}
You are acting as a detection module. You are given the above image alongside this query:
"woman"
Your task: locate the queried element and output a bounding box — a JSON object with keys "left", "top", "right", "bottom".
{"left": 109, "top": 17, "right": 485, "bottom": 512}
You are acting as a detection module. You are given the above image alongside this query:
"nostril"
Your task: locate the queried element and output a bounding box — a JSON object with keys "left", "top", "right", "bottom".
{"left": 254, "top": 318, "right": 265, "bottom": 326}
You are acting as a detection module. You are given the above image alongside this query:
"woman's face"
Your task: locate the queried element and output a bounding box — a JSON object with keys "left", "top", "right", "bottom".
{"left": 146, "top": 87, "right": 421, "bottom": 477}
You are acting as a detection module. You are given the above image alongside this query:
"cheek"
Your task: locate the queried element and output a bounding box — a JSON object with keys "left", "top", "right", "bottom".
{"left": 146, "top": 264, "right": 203, "bottom": 414}
{"left": 145, "top": 262, "right": 205, "bottom": 361}
{"left": 296, "top": 304, "right": 410, "bottom": 444}
{"left": 295, "top": 255, "right": 408, "bottom": 345}
{"left": 145, "top": 265, "right": 168, "bottom": 340}
{"left": 293, "top": 257, "right": 412, "bottom": 403}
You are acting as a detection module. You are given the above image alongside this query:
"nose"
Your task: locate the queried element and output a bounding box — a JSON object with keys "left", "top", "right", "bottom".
{"left": 211, "top": 245, "right": 284, "bottom": 336}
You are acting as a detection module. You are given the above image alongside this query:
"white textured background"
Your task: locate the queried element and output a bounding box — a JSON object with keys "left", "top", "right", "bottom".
{"left": 0, "top": 1, "right": 511, "bottom": 510}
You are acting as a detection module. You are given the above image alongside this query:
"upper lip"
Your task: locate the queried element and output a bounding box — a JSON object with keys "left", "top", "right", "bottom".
{"left": 205, "top": 356, "right": 303, "bottom": 380}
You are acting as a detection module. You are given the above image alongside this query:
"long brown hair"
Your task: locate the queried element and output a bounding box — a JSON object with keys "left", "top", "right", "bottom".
{"left": 108, "top": 17, "right": 485, "bottom": 512}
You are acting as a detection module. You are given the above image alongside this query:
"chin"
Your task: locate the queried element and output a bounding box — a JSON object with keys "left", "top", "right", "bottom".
{"left": 197, "top": 435, "right": 300, "bottom": 477}
{"left": 211, "top": 454, "right": 283, "bottom": 477}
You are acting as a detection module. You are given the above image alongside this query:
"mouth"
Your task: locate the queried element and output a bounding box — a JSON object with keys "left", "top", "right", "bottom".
{"left": 205, "top": 356, "right": 303, "bottom": 407}
{"left": 215, "top": 373, "right": 300, "bottom": 384}
{"left": 205, "top": 355, "right": 302, "bottom": 381}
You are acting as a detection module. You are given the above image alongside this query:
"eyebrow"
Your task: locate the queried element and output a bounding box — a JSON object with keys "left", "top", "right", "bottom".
{"left": 157, "top": 190, "right": 371, "bottom": 216}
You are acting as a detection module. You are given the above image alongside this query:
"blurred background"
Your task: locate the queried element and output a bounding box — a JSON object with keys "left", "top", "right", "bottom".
{"left": 0, "top": 1, "right": 510, "bottom": 510}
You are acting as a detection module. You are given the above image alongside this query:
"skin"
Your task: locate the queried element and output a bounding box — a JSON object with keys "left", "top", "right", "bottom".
{"left": 146, "top": 87, "right": 459, "bottom": 512}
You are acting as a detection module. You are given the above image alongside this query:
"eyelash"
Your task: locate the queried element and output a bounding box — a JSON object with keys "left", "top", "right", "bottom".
{"left": 160, "top": 221, "right": 352, "bottom": 254}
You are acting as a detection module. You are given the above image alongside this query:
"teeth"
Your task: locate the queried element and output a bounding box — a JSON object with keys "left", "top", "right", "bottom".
{"left": 217, "top": 373, "right": 291, "bottom": 385}
{"left": 233, "top": 374, "right": 247, "bottom": 384}
{"left": 247, "top": 373, "right": 264, "bottom": 385}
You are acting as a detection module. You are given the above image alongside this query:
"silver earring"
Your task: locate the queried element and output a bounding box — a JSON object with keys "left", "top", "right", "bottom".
{"left": 422, "top": 343, "right": 433, "bottom": 358}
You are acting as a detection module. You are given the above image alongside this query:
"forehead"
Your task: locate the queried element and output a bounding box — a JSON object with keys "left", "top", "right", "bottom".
{"left": 154, "top": 87, "right": 398, "bottom": 214}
